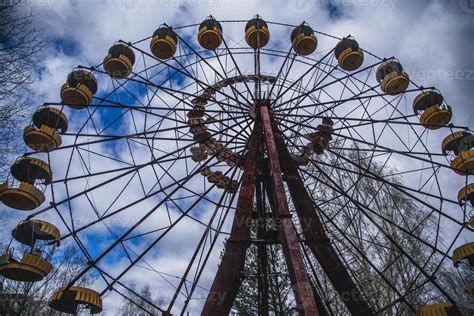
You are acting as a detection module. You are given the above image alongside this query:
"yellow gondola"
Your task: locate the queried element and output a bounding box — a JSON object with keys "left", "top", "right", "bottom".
{"left": 197, "top": 16, "right": 222, "bottom": 50}
{"left": 457, "top": 183, "right": 474, "bottom": 206}
{"left": 60, "top": 69, "right": 98, "bottom": 109}
{"left": 419, "top": 105, "right": 452, "bottom": 130}
{"left": 150, "top": 25, "right": 178, "bottom": 59}
{"left": 334, "top": 37, "right": 364, "bottom": 71}
{"left": 24, "top": 106, "right": 68, "bottom": 152}
{"left": 0, "top": 182, "right": 45, "bottom": 210}
{"left": 33, "top": 106, "right": 68, "bottom": 133}
{"left": 441, "top": 131, "right": 470, "bottom": 156}
{"left": 23, "top": 125, "right": 62, "bottom": 153}
{"left": 0, "top": 157, "right": 51, "bottom": 210}
{"left": 441, "top": 132, "right": 473, "bottom": 175}
{"left": 10, "top": 157, "right": 52, "bottom": 185}
{"left": 1, "top": 158, "right": 50, "bottom": 209}
{"left": 0, "top": 252, "right": 52, "bottom": 282}
{"left": 12, "top": 219, "right": 61, "bottom": 247}
{"left": 416, "top": 302, "right": 467, "bottom": 316}
{"left": 103, "top": 43, "right": 135, "bottom": 78}
{"left": 49, "top": 286, "right": 102, "bottom": 314}
{"left": 413, "top": 90, "right": 452, "bottom": 129}
{"left": 413, "top": 90, "right": 444, "bottom": 112}
{"left": 451, "top": 150, "right": 474, "bottom": 175}
{"left": 245, "top": 15, "right": 269, "bottom": 49}
{"left": 376, "top": 59, "right": 409, "bottom": 95}
{"left": 291, "top": 22, "right": 317, "bottom": 56}
{"left": 452, "top": 242, "right": 474, "bottom": 267}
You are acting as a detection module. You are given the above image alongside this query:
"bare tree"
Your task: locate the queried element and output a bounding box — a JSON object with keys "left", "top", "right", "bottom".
{"left": 231, "top": 242, "right": 295, "bottom": 315}
{"left": 229, "top": 218, "right": 296, "bottom": 315}
{"left": 304, "top": 144, "right": 468, "bottom": 314}
{"left": 119, "top": 282, "right": 164, "bottom": 315}
{"left": 0, "top": 1, "right": 48, "bottom": 177}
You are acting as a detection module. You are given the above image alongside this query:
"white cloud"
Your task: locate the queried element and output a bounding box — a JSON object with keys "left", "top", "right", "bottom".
{"left": 1, "top": 0, "right": 472, "bottom": 314}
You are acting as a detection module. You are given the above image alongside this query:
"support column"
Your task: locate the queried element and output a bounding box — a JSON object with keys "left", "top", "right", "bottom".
{"left": 269, "top": 114, "right": 375, "bottom": 316}
{"left": 261, "top": 105, "right": 319, "bottom": 315}
{"left": 256, "top": 172, "right": 269, "bottom": 316}
{"left": 202, "top": 121, "right": 261, "bottom": 315}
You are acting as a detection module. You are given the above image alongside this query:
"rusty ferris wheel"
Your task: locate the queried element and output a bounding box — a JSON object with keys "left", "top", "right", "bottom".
{"left": 0, "top": 15, "right": 473, "bottom": 315}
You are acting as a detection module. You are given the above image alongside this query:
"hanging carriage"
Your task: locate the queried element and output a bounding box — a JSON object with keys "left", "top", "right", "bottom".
{"left": 291, "top": 22, "right": 317, "bottom": 56}
{"left": 376, "top": 59, "right": 410, "bottom": 95}
{"left": 0, "top": 157, "right": 52, "bottom": 210}
{"left": 103, "top": 43, "right": 135, "bottom": 78}
{"left": 245, "top": 15, "right": 269, "bottom": 49}
{"left": 442, "top": 132, "right": 474, "bottom": 175}
{"left": 150, "top": 25, "right": 178, "bottom": 59}
{"left": 0, "top": 220, "right": 60, "bottom": 282}
{"left": 49, "top": 286, "right": 102, "bottom": 314}
{"left": 334, "top": 37, "right": 364, "bottom": 71}
{"left": 198, "top": 16, "right": 223, "bottom": 50}
{"left": 60, "top": 69, "right": 98, "bottom": 109}
{"left": 23, "top": 106, "right": 67, "bottom": 152}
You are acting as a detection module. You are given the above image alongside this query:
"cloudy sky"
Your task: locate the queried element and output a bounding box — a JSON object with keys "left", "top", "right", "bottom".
{"left": 2, "top": 0, "right": 473, "bottom": 314}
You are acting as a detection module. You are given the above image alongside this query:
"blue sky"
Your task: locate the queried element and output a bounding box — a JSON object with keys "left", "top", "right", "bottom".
{"left": 1, "top": 0, "right": 473, "bottom": 314}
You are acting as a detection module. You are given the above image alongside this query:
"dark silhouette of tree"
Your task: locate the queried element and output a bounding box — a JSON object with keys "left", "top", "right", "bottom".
{"left": 119, "top": 282, "right": 164, "bottom": 315}
{"left": 0, "top": 1, "right": 48, "bottom": 176}
{"left": 231, "top": 242, "right": 295, "bottom": 315}
{"left": 304, "top": 144, "right": 470, "bottom": 314}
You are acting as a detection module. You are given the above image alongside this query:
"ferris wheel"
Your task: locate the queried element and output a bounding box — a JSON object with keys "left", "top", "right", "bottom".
{"left": 0, "top": 15, "right": 473, "bottom": 315}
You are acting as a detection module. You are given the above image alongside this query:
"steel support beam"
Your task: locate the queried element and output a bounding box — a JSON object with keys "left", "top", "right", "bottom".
{"left": 261, "top": 105, "right": 319, "bottom": 315}
{"left": 268, "top": 113, "right": 375, "bottom": 315}
{"left": 256, "top": 170, "right": 270, "bottom": 316}
{"left": 202, "top": 121, "right": 261, "bottom": 315}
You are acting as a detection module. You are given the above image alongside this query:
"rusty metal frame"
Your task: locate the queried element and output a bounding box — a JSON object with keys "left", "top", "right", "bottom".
{"left": 256, "top": 160, "right": 270, "bottom": 316}
{"left": 203, "top": 104, "right": 321, "bottom": 315}
{"left": 204, "top": 102, "right": 374, "bottom": 315}
{"left": 261, "top": 104, "right": 319, "bottom": 315}
{"left": 202, "top": 119, "right": 262, "bottom": 315}
{"left": 268, "top": 111, "right": 375, "bottom": 315}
